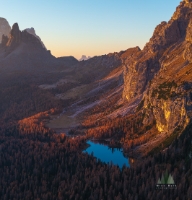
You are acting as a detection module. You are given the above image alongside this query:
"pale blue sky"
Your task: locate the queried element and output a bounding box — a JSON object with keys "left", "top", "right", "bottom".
{"left": 1, "top": 0, "right": 181, "bottom": 59}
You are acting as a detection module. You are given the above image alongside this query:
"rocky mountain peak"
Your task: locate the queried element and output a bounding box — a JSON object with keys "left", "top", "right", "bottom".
{"left": 122, "top": 0, "right": 192, "bottom": 138}
{"left": 144, "top": 1, "right": 192, "bottom": 53}
{"left": 1, "top": 22, "right": 47, "bottom": 53}
{"left": 6, "top": 23, "right": 21, "bottom": 47}
{"left": 123, "top": 0, "right": 192, "bottom": 102}
{"left": 25, "top": 27, "right": 35, "bottom": 35}
{"left": 25, "top": 27, "right": 46, "bottom": 49}
{"left": 0, "top": 17, "right": 11, "bottom": 43}
{"left": 11, "top": 23, "right": 20, "bottom": 34}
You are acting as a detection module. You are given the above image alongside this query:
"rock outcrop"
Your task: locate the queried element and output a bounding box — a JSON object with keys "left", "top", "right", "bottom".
{"left": 6, "top": 23, "right": 21, "bottom": 48}
{"left": 123, "top": 1, "right": 192, "bottom": 102}
{"left": 0, "top": 17, "right": 11, "bottom": 43}
{"left": 0, "top": 22, "right": 78, "bottom": 78}
{"left": 3, "top": 23, "right": 45, "bottom": 51}
{"left": 123, "top": 0, "right": 192, "bottom": 135}
{"left": 122, "top": 46, "right": 160, "bottom": 102}
{"left": 184, "top": 0, "right": 192, "bottom": 3}
{"left": 25, "top": 28, "right": 46, "bottom": 49}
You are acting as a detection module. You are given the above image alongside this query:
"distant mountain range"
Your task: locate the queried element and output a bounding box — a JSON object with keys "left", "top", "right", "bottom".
{"left": 79, "top": 55, "right": 91, "bottom": 61}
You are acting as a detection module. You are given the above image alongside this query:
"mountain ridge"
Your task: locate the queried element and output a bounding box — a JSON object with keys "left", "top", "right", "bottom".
{"left": 119, "top": 0, "right": 192, "bottom": 155}
{"left": 59, "top": 0, "right": 192, "bottom": 156}
{"left": 24, "top": 27, "right": 46, "bottom": 49}
{"left": 1, "top": 1, "right": 192, "bottom": 156}
{"left": 0, "top": 22, "right": 79, "bottom": 84}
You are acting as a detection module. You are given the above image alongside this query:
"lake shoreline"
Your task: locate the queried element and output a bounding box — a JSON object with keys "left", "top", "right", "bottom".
{"left": 83, "top": 140, "right": 130, "bottom": 168}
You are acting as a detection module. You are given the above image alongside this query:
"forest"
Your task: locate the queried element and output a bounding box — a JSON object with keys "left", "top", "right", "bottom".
{"left": 0, "top": 117, "right": 192, "bottom": 199}
{"left": 1, "top": 0, "right": 192, "bottom": 198}
{"left": 0, "top": 79, "right": 192, "bottom": 200}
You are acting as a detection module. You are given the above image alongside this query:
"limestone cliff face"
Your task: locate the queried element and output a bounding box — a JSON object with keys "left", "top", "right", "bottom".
{"left": 123, "top": 1, "right": 192, "bottom": 102}
{"left": 0, "top": 17, "right": 11, "bottom": 43}
{"left": 122, "top": 50, "right": 160, "bottom": 101}
{"left": 143, "top": 82, "right": 191, "bottom": 135}
{"left": 123, "top": 0, "right": 192, "bottom": 135}
{"left": 142, "top": 37, "right": 192, "bottom": 134}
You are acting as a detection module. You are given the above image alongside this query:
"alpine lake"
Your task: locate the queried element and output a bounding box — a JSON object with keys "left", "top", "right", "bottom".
{"left": 83, "top": 140, "right": 130, "bottom": 168}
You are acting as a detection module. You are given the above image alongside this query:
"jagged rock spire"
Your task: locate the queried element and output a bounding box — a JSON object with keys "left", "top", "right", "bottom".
{"left": 6, "top": 23, "right": 21, "bottom": 47}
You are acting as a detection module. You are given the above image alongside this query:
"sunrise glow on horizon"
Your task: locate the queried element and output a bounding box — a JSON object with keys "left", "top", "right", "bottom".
{"left": 1, "top": 0, "right": 181, "bottom": 59}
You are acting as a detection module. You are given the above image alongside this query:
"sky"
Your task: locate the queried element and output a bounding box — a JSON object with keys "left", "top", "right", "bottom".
{"left": 1, "top": 0, "right": 181, "bottom": 59}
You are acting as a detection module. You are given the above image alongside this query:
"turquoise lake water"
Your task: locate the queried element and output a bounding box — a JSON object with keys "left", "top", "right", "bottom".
{"left": 83, "top": 140, "right": 130, "bottom": 168}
